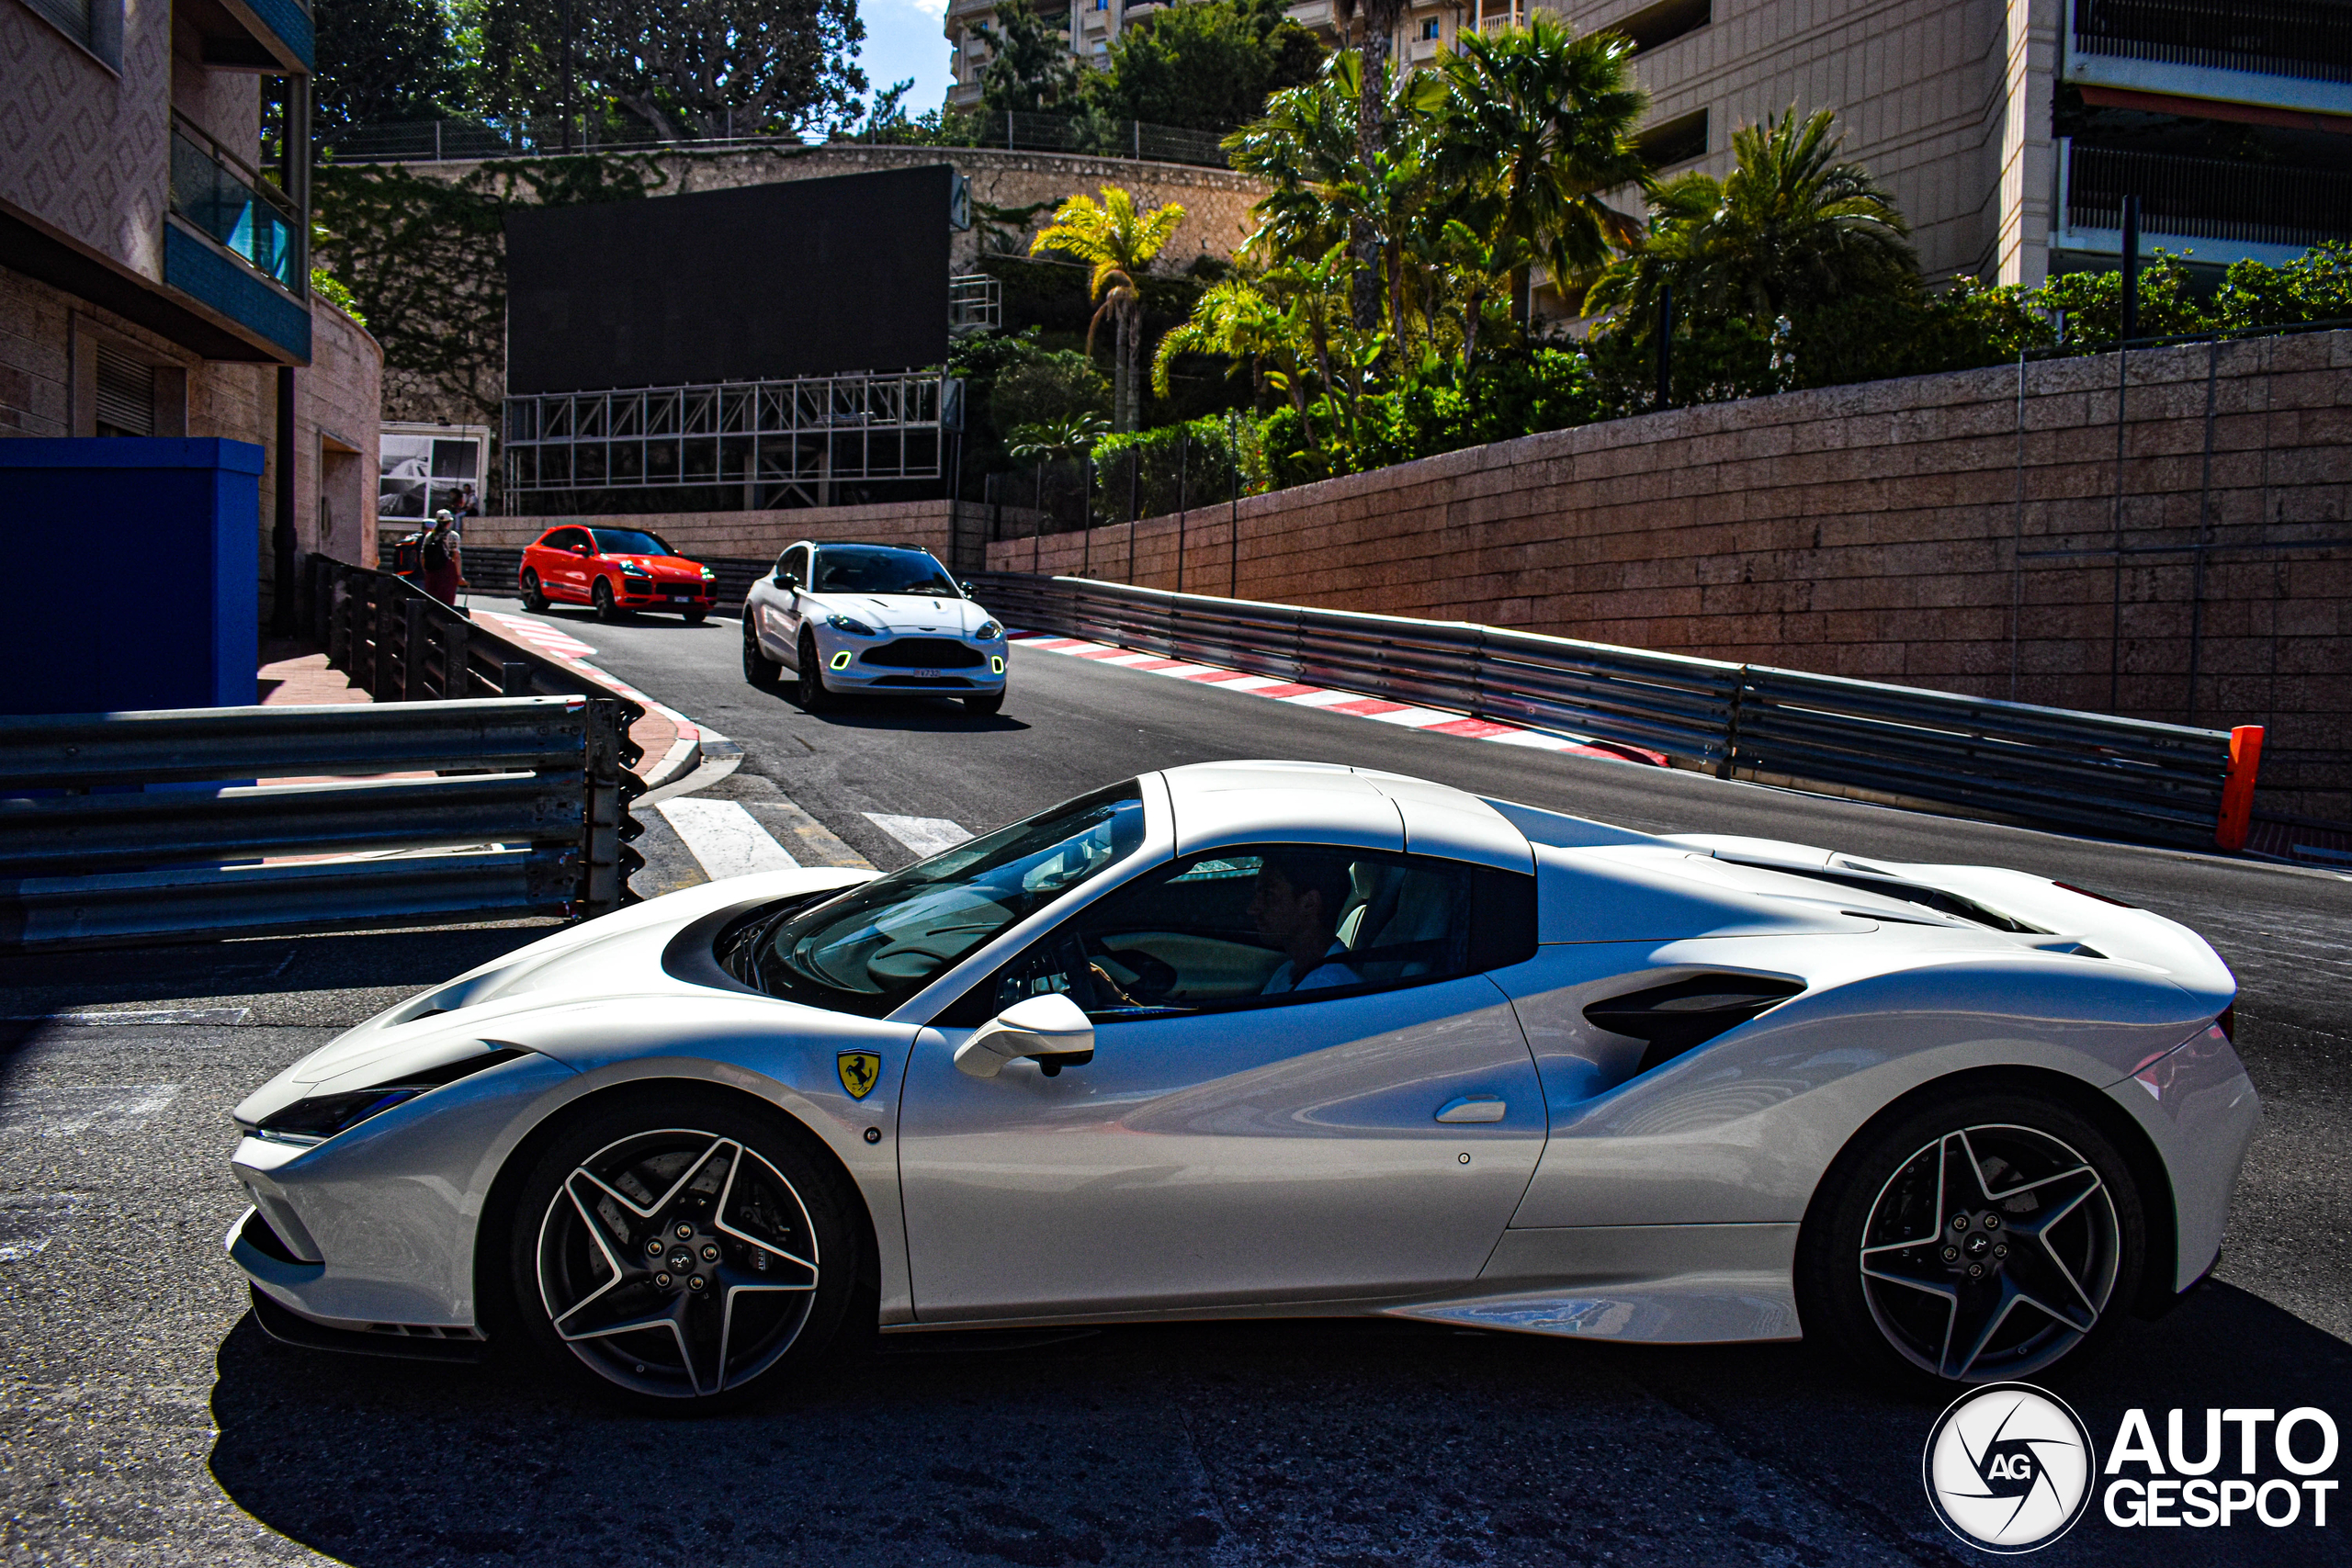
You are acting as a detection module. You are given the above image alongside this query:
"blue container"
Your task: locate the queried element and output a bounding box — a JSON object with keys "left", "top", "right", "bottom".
{"left": 0, "top": 438, "right": 263, "bottom": 713}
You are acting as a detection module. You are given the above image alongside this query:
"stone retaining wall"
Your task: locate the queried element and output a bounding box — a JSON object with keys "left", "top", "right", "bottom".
{"left": 987, "top": 331, "right": 2352, "bottom": 821}
{"left": 409, "top": 499, "right": 964, "bottom": 565}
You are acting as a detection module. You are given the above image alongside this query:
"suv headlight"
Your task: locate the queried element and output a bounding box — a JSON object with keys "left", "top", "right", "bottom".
{"left": 700, "top": 566, "right": 716, "bottom": 579}
{"left": 826, "top": 614, "right": 881, "bottom": 637}
{"left": 974, "top": 620, "right": 1003, "bottom": 641}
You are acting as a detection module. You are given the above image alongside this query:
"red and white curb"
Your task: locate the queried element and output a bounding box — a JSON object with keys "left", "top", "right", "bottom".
{"left": 476, "top": 610, "right": 709, "bottom": 788}
{"left": 1011, "top": 632, "right": 1666, "bottom": 767}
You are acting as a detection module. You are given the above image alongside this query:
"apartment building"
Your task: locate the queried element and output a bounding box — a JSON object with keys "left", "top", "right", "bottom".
{"left": 945, "top": 0, "right": 2351, "bottom": 288}
{"left": 2, "top": 0, "right": 382, "bottom": 615}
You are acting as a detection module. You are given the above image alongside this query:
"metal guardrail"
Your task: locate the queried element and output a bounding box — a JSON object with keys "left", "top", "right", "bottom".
{"left": 2074, "top": 0, "right": 2352, "bottom": 83}
{"left": 0, "top": 695, "right": 635, "bottom": 951}
{"left": 972, "top": 573, "right": 2252, "bottom": 850}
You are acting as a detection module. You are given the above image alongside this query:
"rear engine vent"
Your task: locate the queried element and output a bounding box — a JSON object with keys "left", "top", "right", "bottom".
{"left": 1585, "top": 974, "right": 1805, "bottom": 1075}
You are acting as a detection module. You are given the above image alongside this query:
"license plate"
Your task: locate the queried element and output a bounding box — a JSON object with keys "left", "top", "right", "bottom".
{"left": 914, "top": 669, "right": 940, "bottom": 679}
{"left": 670, "top": 595, "right": 689, "bottom": 603}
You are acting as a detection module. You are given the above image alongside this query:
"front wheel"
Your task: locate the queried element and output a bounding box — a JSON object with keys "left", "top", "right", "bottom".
{"left": 1796, "top": 1089, "right": 2143, "bottom": 1388}
{"left": 795, "top": 632, "right": 831, "bottom": 711}
{"left": 508, "top": 1089, "right": 860, "bottom": 1412}
{"left": 742, "top": 617, "right": 782, "bottom": 690}
{"left": 684, "top": 609, "right": 707, "bottom": 626}
{"left": 593, "top": 579, "right": 623, "bottom": 623}
{"left": 520, "top": 570, "right": 548, "bottom": 611}
{"left": 963, "top": 691, "right": 1004, "bottom": 716}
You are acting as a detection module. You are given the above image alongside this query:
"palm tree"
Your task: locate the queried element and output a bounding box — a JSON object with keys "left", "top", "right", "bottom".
{"left": 1437, "top": 17, "right": 1649, "bottom": 321}
{"left": 1330, "top": 0, "right": 1411, "bottom": 328}
{"left": 1590, "top": 107, "right": 1915, "bottom": 327}
{"left": 1031, "top": 187, "right": 1188, "bottom": 432}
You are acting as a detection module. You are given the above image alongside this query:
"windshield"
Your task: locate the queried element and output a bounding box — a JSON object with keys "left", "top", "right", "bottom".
{"left": 592, "top": 528, "right": 674, "bottom": 556}
{"left": 813, "top": 547, "right": 958, "bottom": 597}
{"left": 720, "top": 782, "right": 1147, "bottom": 1017}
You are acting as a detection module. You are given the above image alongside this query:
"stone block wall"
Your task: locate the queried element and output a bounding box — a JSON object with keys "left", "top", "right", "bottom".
{"left": 446, "top": 499, "right": 961, "bottom": 565}
{"left": 988, "top": 331, "right": 2352, "bottom": 821}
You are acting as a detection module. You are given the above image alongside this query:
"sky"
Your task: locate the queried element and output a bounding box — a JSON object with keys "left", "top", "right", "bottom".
{"left": 857, "top": 0, "right": 956, "bottom": 114}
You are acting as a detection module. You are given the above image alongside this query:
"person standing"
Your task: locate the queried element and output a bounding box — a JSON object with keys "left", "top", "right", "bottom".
{"left": 420, "top": 509, "right": 464, "bottom": 605}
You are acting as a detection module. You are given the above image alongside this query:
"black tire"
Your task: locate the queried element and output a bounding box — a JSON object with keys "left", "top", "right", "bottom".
{"left": 506, "top": 1088, "right": 861, "bottom": 1413}
{"left": 684, "top": 609, "right": 707, "bottom": 626}
{"left": 593, "top": 579, "right": 623, "bottom": 623}
{"left": 1796, "top": 1087, "right": 2143, "bottom": 1391}
{"left": 520, "top": 570, "right": 548, "bottom": 612}
{"left": 742, "top": 617, "right": 783, "bottom": 690}
{"left": 963, "top": 691, "right": 1004, "bottom": 716}
{"left": 795, "top": 632, "right": 831, "bottom": 711}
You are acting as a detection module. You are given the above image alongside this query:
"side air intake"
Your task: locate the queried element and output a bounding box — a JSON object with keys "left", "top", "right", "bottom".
{"left": 1585, "top": 975, "right": 1806, "bottom": 1076}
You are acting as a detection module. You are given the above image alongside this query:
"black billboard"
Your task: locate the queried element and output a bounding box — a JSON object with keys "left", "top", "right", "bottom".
{"left": 503, "top": 165, "right": 952, "bottom": 394}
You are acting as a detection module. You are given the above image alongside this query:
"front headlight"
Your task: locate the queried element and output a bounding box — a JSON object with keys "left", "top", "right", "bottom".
{"left": 974, "top": 620, "right": 1003, "bottom": 641}
{"left": 245, "top": 1047, "right": 528, "bottom": 1147}
{"left": 700, "top": 566, "right": 716, "bottom": 579}
{"left": 826, "top": 614, "right": 881, "bottom": 637}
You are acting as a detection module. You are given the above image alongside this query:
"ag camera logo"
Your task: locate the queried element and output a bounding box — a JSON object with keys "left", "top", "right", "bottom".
{"left": 1923, "top": 1383, "right": 2097, "bottom": 1553}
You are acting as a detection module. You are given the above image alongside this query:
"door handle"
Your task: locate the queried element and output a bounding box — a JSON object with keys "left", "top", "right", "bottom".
{"left": 1435, "top": 1096, "right": 1505, "bottom": 1123}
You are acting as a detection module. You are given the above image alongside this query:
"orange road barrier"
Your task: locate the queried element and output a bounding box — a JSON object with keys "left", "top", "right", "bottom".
{"left": 2216, "top": 726, "right": 2265, "bottom": 852}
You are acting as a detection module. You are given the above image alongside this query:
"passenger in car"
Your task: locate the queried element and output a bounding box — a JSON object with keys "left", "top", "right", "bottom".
{"left": 1251, "top": 851, "right": 1362, "bottom": 994}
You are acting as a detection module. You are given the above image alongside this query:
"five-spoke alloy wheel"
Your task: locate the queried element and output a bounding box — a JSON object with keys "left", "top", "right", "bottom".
{"left": 510, "top": 1093, "right": 856, "bottom": 1409}
{"left": 1798, "top": 1090, "right": 2143, "bottom": 1387}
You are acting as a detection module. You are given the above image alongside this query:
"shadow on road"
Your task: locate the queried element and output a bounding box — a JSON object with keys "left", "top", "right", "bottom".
{"left": 207, "top": 1284, "right": 2349, "bottom": 1567}
{"left": 0, "top": 924, "right": 558, "bottom": 1016}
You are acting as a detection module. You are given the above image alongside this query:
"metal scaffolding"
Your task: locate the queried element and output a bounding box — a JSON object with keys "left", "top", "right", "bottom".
{"left": 503, "top": 369, "right": 962, "bottom": 507}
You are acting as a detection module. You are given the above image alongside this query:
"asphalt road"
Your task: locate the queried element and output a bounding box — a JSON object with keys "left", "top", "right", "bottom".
{"left": 1, "top": 594, "right": 2346, "bottom": 1567}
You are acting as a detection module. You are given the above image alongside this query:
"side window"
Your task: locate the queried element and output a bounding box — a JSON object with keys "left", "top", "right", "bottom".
{"left": 551, "top": 527, "right": 588, "bottom": 552}
{"left": 954, "top": 847, "right": 1526, "bottom": 1024}
{"left": 785, "top": 546, "right": 810, "bottom": 588}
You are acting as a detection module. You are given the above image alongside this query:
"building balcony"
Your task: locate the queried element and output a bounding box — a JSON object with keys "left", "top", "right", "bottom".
{"left": 164, "top": 120, "right": 311, "bottom": 362}
{"left": 178, "top": 0, "right": 314, "bottom": 73}
{"left": 2052, "top": 137, "right": 2352, "bottom": 267}
{"left": 2065, "top": 0, "right": 2352, "bottom": 118}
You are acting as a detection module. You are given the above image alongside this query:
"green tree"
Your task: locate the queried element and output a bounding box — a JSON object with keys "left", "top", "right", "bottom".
{"left": 1591, "top": 106, "right": 1915, "bottom": 328}
{"left": 1091, "top": 0, "right": 1323, "bottom": 133}
{"left": 1032, "top": 186, "right": 1188, "bottom": 432}
{"left": 975, "top": 0, "right": 1083, "bottom": 117}
{"left": 313, "top": 0, "right": 465, "bottom": 135}
{"left": 2211, "top": 241, "right": 2352, "bottom": 333}
{"left": 1330, "top": 0, "right": 1409, "bottom": 327}
{"left": 479, "top": 0, "right": 865, "bottom": 141}
{"left": 1436, "top": 17, "right": 1647, "bottom": 319}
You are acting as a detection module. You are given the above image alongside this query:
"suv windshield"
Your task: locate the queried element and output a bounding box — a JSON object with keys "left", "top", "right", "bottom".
{"left": 719, "top": 782, "right": 1147, "bottom": 1017}
{"left": 813, "top": 547, "right": 958, "bottom": 597}
{"left": 592, "top": 528, "right": 674, "bottom": 556}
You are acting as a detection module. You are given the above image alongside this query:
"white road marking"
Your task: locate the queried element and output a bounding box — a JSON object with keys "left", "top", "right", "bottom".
{"left": 0, "top": 1193, "right": 85, "bottom": 1261}
{"left": 658, "top": 799, "right": 801, "bottom": 879}
{"left": 0, "top": 1086, "right": 181, "bottom": 1139}
{"left": 865, "top": 814, "right": 976, "bottom": 859}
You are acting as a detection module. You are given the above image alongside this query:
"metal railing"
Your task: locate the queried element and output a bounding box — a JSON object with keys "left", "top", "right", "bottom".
{"left": 2064, "top": 142, "right": 2352, "bottom": 249}
{"left": 2073, "top": 0, "right": 2352, "bottom": 82}
{"left": 503, "top": 371, "right": 957, "bottom": 503}
{"left": 0, "top": 695, "right": 633, "bottom": 952}
{"left": 972, "top": 574, "right": 2248, "bottom": 850}
{"left": 321, "top": 112, "right": 1236, "bottom": 170}
{"left": 169, "top": 119, "right": 304, "bottom": 291}
{"left": 952, "top": 274, "right": 1002, "bottom": 333}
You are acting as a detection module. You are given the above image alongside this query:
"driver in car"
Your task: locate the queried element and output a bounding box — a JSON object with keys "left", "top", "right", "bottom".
{"left": 1086, "top": 851, "right": 1362, "bottom": 1009}
{"left": 1250, "top": 851, "right": 1362, "bottom": 994}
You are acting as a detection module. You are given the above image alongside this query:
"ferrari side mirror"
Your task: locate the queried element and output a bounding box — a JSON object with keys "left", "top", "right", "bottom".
{"left": 955, "top": 992, "right": 1094, "bottom": 1078}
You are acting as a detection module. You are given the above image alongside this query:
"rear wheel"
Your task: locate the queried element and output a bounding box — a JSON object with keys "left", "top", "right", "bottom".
{"left": 1797, "top": 1089, "right": 2143, "bottom": 1389}
{"left": 795, "top": 632, "right": 831, "bottom": 711}
{"left": 508, "top": 1089, "right": 860, "bottom": 1413}
{"left": 520, "top": 570, "right": 548, "bottom": 611}
{"left": 593, "top": 579, "right": 623, "bottom": 623}
{"left": 742, "top": 616, "right": 782, "bottom": 690}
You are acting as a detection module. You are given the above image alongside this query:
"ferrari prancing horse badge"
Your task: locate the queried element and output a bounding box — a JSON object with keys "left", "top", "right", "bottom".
{"left": 837, "top": 1050, "right": 881, "bottom": 1100}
